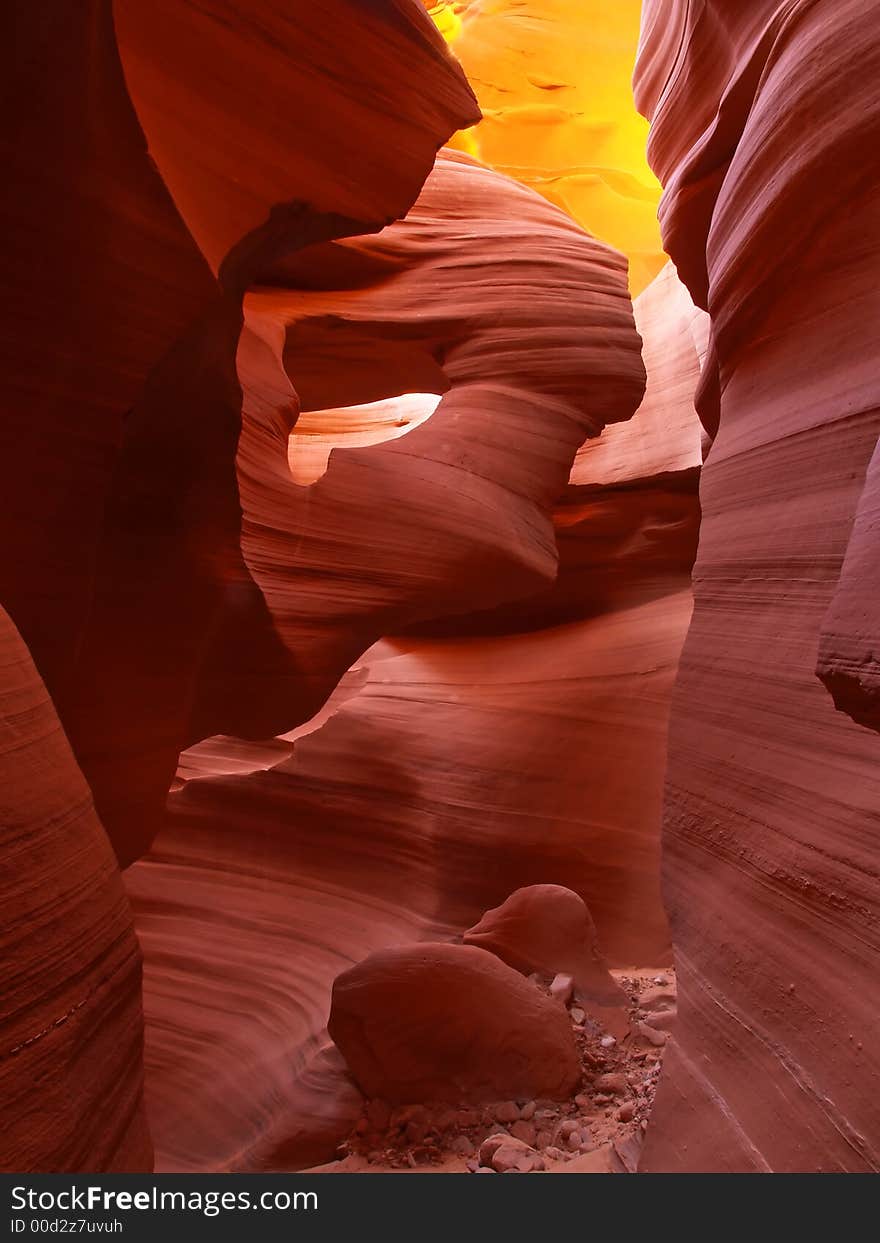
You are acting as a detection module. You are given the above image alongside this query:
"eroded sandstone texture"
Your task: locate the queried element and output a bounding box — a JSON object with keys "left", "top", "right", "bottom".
{"left": 126, "top": 149, "right": 674, "bottom": 1171}
{"left": 8, "top": 0, "right": 874, "bottom": 1181}
{"left": 0, "top": 608, "right": 150, "bottom": 1172}
{"left": 0, "top": 0, "right": 476, "bottom": 1172}
{"left": 635, "top": 0, "right": 880, "bottom": 1172}
{"left": 1, "top": 0, "right": 477, "bottom": 876}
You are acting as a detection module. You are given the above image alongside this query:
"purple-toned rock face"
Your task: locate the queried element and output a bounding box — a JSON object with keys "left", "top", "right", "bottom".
{"left": 634, "top": 0, "right": 880, "bottom": 1173}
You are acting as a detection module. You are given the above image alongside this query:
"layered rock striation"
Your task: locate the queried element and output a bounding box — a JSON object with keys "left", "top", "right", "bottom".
{"left": 0, "top": 607, "right": 150, "bottom": 1172}
{"left": 0, "top": 0, "right": 476, "bottom": 1171}
{"left": 635, "top": 0, "right": 880, "bottom": 1173}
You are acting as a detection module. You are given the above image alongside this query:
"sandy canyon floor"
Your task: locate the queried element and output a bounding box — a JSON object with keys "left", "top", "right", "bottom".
{"left": 309, "top": 967, "right": 675, "bottom": 1174}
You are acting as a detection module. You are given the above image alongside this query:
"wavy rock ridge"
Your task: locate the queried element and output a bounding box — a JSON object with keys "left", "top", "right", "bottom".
{"left": 0, "top": 0, "right": 477, "bottom": 1172}
{"left": 10, "top": 0, "right": 872, "bottom": 1180}
{"left": 127, "top": 145, "right": 690, "bottom": 1171}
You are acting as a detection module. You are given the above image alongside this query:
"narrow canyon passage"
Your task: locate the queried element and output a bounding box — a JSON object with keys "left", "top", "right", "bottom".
{"left": 1, "top": 0, "right": 878, "bottom": 1180}
{"left": 127, "top": 135, "right": 699, "bottom": 1172}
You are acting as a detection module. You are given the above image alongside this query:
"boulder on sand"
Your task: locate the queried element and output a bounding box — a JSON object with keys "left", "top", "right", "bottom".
{"left": 328, "top": 942, "right": 580, "bottom": 1104}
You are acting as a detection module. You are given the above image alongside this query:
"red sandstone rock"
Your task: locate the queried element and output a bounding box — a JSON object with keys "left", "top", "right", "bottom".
{"left": 250, "top": 1044, "right": 364, "bottom": 1173}
{"left": 0, "top": 608, "right": 150, "bottom": 1172}
{"left": 124, "top": 154, "right": 654, "bottom": 1168}
{"left": 126, "top": 787, "right": 442, "bottom": 1171}
{"left": 114, "top": 0, "right": 479, "bottom": 276}
{"left": 551, "top": 1143, "right": 626, "bottom": 1174}
{"left": 233, "top": 148, "right": 646, "bottom": 731}
{"left": 817, "top": 435, "right": 880, "bottom": 730}
{"left": 121, "top": 235, "right": 700, "bottom": 1165}
{"left": 2, "top": 0, "right": 723, "bottom": 1181}
{"left": 0, "top": 0, "right": 478, "bottom": 1173}
{"left": 327, "top": 943, "right": 581, "bottom": 1104}
{"left": 463, "top": 885, "right": 625, "bottom": 1007}
{"left": 635, "top": 0, "right": 880, "bottom": 1173}
{"left": 0, "top": 2, "right": 233, "bottom": 872}
{"left": 0, "top": 0, "right": 477, "bottom": 870}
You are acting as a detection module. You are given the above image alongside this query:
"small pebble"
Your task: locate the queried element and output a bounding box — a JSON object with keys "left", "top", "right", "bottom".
{"left": 510, "top": 1120, "right": 537, "bottom": 1146}
{"left": 495, "top": 1101, "right": 520, "bottom": 1124}
{"left": 636, "top": 1021, "right": 668, "bottom": 1047}
{"left": 595, "top": 1073, "right": 628, "bottom": 1094}
{"left": 643, "top": 1011, "right": 675, "bottom": 1031}
{"left": 519, "top": 1100, "right": 537, "bottom": 1121}
{"left": 549, "top": 973, "right": 575, "bottom": 1005}
{"left": 570, "top": 1007, "right": 586, "bottom": 1025}
{"left": 617, "top": 1102, "right": 636, "bottom": 1122}
{"left": 492, "top": 1143, "right": 537, "bottom": 1174}
{"left": 600, "top": 1035, "right": 616, "bottom": 1049}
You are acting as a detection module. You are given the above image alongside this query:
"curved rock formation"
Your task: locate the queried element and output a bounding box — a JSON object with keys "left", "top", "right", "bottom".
{"left": 1, "top": 0, "right": 477, "bottom": 870}
{"left": 0, "top": 608, "right": 149, "bottom": 1173}
{"left": 115, "top": 0, "right": 478, "bottom": 277}
{"left": 7, "top": 0, "right": 878, "bottom": 1180}
{"left": 229, "top": 145, "right": 646, "bottom": 733}
{"left": 128, "top": 771, "right": 449, "bottom": 1171}
{"left": 635, "top": 0, "right": 880, "bottom": 1173}
{"left": 0, "top": 0, "right": 477, "bottom": 1172}
{"left": 126, "top": 153, "right": 655, "bottom": 1169}
{"left": 328, "top": 943, "right": 581, "bottom": 1104}
{"left": 126, "top": 254, "right": 703, "bottom": 1171}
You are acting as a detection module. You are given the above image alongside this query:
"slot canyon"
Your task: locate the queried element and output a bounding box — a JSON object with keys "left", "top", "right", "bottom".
{"left": 1, "top": 0, "right": 878, "bottom": 1178}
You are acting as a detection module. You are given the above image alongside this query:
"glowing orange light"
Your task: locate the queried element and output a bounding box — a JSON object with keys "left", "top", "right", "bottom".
{"left": 426, "top": 1, "right": 664, "bottom": 293}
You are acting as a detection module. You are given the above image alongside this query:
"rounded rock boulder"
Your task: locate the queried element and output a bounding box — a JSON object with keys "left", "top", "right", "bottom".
{"left": 328, "top": 942, "right": 580, "bottom": 1104}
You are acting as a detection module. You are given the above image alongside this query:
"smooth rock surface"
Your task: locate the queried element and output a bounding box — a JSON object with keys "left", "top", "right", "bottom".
{"left": 328, "top": 943, "right": 581, "bottom": 1104}
{"left": 463, "top": 885, "right": 624, "bottom": 1006}
{"left": 635, "top": 0, "right": 880, "bottom": 1173}
{"left": 0, "top": 608, "right": 150, "bottom": 1172}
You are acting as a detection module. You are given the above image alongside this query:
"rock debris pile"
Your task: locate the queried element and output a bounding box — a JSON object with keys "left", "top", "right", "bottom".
{"left": 326, "top": 886, "right": 675, "bottom": 1173}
